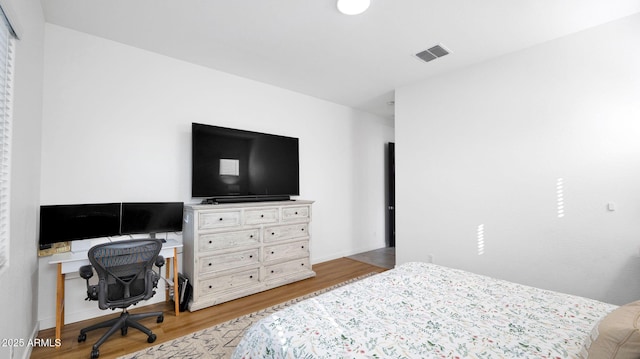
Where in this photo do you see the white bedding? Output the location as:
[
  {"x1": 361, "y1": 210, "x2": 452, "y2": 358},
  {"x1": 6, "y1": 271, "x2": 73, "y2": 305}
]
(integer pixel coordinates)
[{"x1": 232, "y1": 262, "x2": 616, "y2": 358}]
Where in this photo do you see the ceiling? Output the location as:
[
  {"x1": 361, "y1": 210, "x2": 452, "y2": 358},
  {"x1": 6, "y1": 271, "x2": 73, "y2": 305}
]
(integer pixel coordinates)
[{"x1": 41, "y1": 0, "x2": 640, "y2": 120}]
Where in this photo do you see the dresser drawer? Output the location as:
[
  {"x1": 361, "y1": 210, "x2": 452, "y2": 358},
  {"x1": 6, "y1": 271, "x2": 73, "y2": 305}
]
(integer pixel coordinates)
[
  {"x1": 264, "y1": 240, "x2": 309, "y2": 263},
  {"x1": 245, "y1": 208, "x2": 279, "y2": 225},
  {"x1": 199, "y1": 210, "x2": 241, "y2": 230},
  {"x1": 199, "y1": 268, "x2": 260, "y2": 296},
  {"x1": 264, "y1": 258, "x2": 310, "y2": 280},
  {"x1": 199, "y1": 229, "x2": 259, "y2": 252},
  {"x1": 199, "y1": 248, "x2": 260, "y2": 274},
  {"x1": 282, "y1": 206, "x2": 310, "y2": 222},
  {"x1": 264, "y1": 223, "x2": 309, "y2": 243}
]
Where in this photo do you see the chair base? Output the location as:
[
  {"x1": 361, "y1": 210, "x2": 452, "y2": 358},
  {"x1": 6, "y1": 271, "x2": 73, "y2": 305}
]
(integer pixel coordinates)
[{"x1": 78, "y1": 309, "x2": 164, "y2": 359}]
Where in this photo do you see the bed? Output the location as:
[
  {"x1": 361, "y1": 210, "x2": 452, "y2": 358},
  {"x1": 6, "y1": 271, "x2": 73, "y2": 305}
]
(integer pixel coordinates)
[{"x1": 232, "y1": 262, "x2": 639, "y2": 359}]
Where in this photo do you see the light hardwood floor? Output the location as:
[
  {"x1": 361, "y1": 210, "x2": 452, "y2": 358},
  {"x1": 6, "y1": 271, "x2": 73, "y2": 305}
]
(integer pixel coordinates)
[{"x1": 31, "y1": 254, "x2": 391, "y2": 359}]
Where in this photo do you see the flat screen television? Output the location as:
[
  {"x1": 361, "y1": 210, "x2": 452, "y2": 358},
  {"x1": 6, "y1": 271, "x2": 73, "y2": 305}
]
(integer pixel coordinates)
[
  {"x1": 192, "y1": 123, "x2": 299, "y2": 203},
  {"x1": 39, "y1": 203, "x2": 121, "y2": 249},
  {"x1": 120, "y1": 202, "x2": 184, "y2": 236}
]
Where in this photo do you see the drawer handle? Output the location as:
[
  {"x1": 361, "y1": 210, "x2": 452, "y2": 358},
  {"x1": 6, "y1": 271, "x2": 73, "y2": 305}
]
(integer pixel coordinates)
[
  {"x1": 261, "y1": 214, "x2": 264, "y2": 218},
  {"x1": 271, "y1": 232, "x2": 275, "y2": 236},
  {"x1": 249, "y1": 275, "x2": 253, "y2": 279},
  {"x1": 301, "y1": 228, "x2": 305, "y2": 231},
  {"x1": 301, "y1": 245, "x2": 304, "y2": 249},
  {"x1": 250, "y1": 234, "x2": 254, "y2": 238},
  {"x1": 271, "y1": 270, "x2": 275, "y2": 273},
  {"x1": 219, "y1": 217, "x2": 223, "y2": 221},
  {"x1": 209, "y1": 240, "x2": 212, "y2": 244},
  {"x1": 208, "y1": 263, "x2": 212, "y2": 266},
  {"x1": 249, "y1": 255, "x2": 253, "y2": 258},
  {"x1": 301, "y1": 263, "x2": 305, "y2": 266},
  {"x1": 271, "y1": 251, "x2": 275, "y2": 254},
  {"x1": 209, "y1": 285, "x2": 212, "y2": 289}
]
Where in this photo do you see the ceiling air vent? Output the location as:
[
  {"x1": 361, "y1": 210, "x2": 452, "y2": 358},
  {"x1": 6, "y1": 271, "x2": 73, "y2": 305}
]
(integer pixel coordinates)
[{"x1": 415, "y1": 44, "x2": 450, "y2": 63}]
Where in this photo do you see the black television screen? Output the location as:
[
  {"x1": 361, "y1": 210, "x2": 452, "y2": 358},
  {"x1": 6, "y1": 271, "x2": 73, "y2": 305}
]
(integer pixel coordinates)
[
  {"x1": 39, "y1": 203, "x2": 121, "y2": 247},
  {"x1": 192, "y1": 123, "x2": 299, "y2": 200},
  {"x1": 121, "y1": 202, "x2": 184, "y2": 235}
]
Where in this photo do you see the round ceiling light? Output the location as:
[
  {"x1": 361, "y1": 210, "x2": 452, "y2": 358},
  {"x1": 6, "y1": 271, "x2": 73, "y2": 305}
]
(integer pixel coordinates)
[{"x1": 337, "y1": 0, "x2": 371, "y2": 15}]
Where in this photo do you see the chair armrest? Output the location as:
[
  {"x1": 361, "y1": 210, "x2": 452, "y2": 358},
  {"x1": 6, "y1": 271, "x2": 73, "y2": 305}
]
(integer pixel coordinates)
[
  {"x1": 79, "y1": 265, "x2": 98, "y2": 301},
  {"x1": 155, "y1": 255, "x2": 165, "y2": 268},
  {"x1": 79, "y1": 265, "x2": 93, "y2": 279}
]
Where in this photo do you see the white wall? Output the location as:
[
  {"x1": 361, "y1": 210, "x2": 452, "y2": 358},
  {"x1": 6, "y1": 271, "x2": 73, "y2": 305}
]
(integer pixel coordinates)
[
  {"x1": 396, "y1": 13, "x2": 640, "y2": 305},
  {"x1": 0, "y1": 0, "x2": 44, "y2": 358},
  {"x1": 38, "y1": 24, "x2": 394, "y2": 328}
]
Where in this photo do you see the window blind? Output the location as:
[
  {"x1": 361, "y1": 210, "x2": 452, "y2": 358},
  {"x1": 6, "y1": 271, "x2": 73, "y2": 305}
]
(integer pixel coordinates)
[{"x1": 0, "y1": 5, "x2": 16, "y2": 276}]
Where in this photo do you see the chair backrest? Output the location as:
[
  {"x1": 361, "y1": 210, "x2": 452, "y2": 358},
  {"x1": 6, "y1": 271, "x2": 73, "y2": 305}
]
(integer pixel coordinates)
[{"x1": 88, "y1": 238, "x2": 162, "y2": 310}]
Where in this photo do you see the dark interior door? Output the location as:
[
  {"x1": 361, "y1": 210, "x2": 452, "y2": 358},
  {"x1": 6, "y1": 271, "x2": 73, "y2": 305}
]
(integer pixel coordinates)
[{"x1": 387, "y1": 142, "x2": 395, "y2": 247}]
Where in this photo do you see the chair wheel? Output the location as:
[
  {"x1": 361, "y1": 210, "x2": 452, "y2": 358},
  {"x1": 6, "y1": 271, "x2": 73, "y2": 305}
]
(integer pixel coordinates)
[
  {"x1": 148, "y1": 333, "x2": 156, "y2": 343},
  {"x1": 78, "y1": 333, "x2": 86, "y2": 342},
  {"x1": 121, "y1": 326, "x2": 128, "y2": 335},
  {"x1": 157, "y1": 314, "x2": 164, "y2": 323},
  {"x1": 91, "y1": 349, "x2": 99, "y2": 359}
]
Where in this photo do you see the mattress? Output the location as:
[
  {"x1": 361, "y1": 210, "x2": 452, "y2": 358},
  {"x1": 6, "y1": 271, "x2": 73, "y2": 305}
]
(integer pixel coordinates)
[{"x1": 232, "y1": 262, "x2": 616, "y2": 358}]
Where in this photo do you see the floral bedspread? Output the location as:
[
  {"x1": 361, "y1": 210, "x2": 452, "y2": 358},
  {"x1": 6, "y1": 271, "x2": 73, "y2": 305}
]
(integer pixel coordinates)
[{"x1": 232, "y1": 262, "x2": 616, "y2": 359}]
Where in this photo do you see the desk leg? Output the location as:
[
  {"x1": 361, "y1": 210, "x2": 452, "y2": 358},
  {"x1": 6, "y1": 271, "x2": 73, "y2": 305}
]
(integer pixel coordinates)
[
  {"x1": 55, "y1": 263, "x2": 65, "y2": 345},
  {"x1": 164, "y1": 249, "x2": 180, "y2": 316},
  {"x1": 173, "y1": 248, "x2": 179, "y2": 316}
]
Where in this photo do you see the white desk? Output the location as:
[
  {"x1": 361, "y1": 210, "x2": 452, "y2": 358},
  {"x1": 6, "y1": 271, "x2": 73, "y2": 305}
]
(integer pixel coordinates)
[{"x1": 48, "y1": 239, "x2": 183, "y2": 342}]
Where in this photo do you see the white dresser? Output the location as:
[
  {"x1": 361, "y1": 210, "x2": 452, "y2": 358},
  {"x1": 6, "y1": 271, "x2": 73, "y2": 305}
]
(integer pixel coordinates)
[{"x1": 183, "y1": 200, "x2": 316, "y2": 311}]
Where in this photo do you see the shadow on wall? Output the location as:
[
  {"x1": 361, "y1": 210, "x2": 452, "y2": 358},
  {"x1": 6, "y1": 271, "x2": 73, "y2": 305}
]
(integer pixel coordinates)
[{"x1": 605, "y1": 256, "x2": 640, "y2": 305}]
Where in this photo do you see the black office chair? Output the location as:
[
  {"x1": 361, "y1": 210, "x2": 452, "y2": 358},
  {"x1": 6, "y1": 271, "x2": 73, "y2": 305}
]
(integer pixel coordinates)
[{"x1": 77, "y1": 239, "x2": 165, "y2": 359}]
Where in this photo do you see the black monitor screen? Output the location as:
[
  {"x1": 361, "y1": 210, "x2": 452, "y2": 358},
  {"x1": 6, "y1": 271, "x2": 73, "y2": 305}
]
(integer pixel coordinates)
[
  {"x1": 120, "y1": 202, "x2": 184, "y2": 235},
  {"x1": 39, "y1": 203, "x2": 121, "y2": 246}
]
